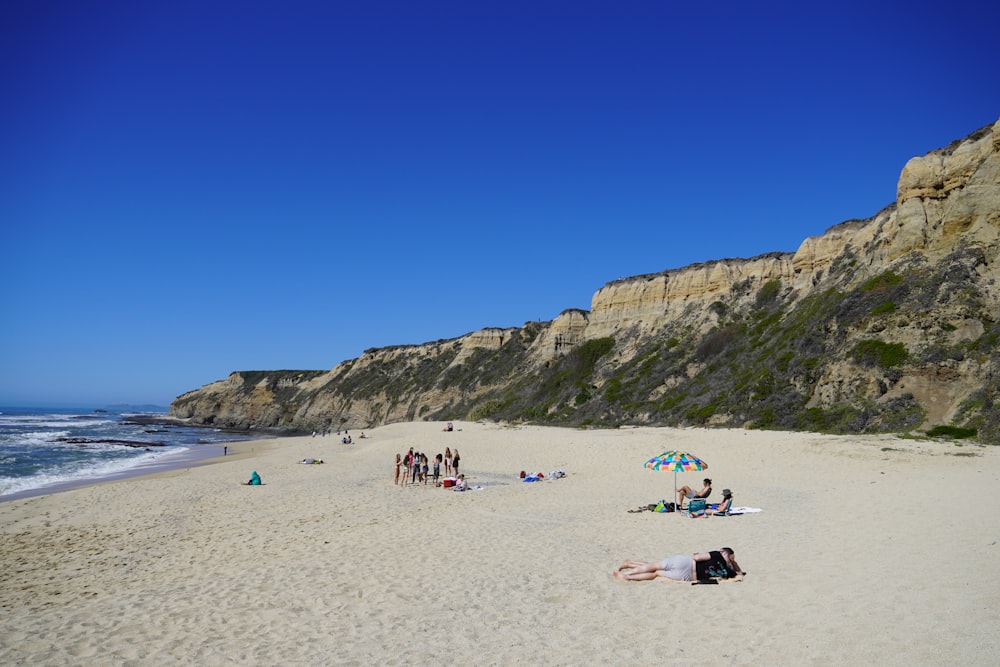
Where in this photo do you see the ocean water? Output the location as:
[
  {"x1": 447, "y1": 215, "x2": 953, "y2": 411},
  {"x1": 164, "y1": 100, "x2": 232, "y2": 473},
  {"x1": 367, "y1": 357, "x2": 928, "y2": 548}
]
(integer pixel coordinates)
[{"x1": 0, "y1": 407, "x2": 261, "y2": 501}]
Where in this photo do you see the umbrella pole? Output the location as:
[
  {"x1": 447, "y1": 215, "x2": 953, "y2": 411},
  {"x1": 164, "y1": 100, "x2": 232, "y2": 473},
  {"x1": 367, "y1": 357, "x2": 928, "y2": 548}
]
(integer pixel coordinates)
[{"x1": 674, "y1": 470, "x2": 678, "y2": 509}]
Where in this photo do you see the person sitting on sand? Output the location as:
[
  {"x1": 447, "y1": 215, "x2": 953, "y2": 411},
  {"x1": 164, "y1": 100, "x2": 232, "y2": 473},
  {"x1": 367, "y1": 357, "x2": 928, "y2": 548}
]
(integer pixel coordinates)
[
  {"x1": 453, "y1": 474, "x2": 468, "y2": 492},
  {"x1": 246, "y1": 471, "x2": 262, "y2": 486},
  {"x1": 614, "y1": 547, "x2": 744, "y2": 583},
  {"x1": 677, "y1": 478, "x2": 712, "y2": 508},
  {"x1": 706, "y1": 489, "x2": 733, "y2": 516}
]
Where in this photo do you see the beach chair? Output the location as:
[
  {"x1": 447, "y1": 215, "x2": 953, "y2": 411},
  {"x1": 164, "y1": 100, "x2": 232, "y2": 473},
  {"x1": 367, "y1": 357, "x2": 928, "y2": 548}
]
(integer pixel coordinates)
[
  {"x1": 682, "y1": 488, "x2": 710, "y2": 507},
  {"x1": 686, "y1": 497, "x2": 707, "y2": 518},
  {"x1": 708, "y1": 497, "x2": 734, "y2": 517}
]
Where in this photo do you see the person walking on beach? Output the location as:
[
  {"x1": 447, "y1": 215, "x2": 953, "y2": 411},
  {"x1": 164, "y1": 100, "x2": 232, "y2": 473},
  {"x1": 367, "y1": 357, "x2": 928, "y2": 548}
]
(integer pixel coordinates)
[{"x1": 444, "y1": 447, "x2": 453, "y2": 476}]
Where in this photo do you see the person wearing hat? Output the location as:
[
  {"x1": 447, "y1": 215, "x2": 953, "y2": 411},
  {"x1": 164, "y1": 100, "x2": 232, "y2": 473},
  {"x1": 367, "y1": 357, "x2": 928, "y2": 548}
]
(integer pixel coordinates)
[
  {"x1": 613, "y1": 547, "x2": 745, "y2": 583},
  {"x1": 706, "y1": 489, "x2": 734, "y2": 516},
  {"x1": 676, "y1": 478, "x2": 712, "y2": 509}
]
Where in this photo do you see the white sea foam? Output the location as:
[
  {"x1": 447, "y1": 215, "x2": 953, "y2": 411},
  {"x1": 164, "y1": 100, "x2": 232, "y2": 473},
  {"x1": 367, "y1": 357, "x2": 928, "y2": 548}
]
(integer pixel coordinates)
[
  {"x1": 0, "y1": 415, "x2": 115, "y2": 429},
  {"x1": 0, "y1": 430, "x2": 72, "y2": 446},
  {"x1": 0, "y1": 446, "x2": 188, "y2": 498}
]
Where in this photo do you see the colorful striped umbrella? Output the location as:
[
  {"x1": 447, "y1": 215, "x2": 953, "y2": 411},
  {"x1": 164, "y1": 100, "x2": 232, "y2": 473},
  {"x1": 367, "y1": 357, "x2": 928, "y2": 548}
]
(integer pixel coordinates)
[{"x1": 645, "y1": 450, "x2": 708, "y2": 506}]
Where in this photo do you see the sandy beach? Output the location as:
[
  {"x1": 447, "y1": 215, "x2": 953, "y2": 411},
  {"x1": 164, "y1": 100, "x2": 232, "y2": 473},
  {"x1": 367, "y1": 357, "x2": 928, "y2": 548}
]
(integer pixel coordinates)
[{"x1": 1, "y1": 421, "x2": 998, "y2": 665}]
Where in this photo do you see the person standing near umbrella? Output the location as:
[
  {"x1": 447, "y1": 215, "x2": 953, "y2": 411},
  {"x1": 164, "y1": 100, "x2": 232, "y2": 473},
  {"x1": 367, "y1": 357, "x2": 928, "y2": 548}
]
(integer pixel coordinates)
[
  {"x1": 677, "y1": 478, "x2": 712, "y2": 509},
  {"x1": 613, "y1": 547, "x2": 744, "y2": 583}
]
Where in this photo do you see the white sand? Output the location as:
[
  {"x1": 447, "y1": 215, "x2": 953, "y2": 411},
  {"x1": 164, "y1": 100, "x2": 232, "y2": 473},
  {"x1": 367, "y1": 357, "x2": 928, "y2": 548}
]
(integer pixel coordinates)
[{"x1": 2, "y1": 421, "x2": 998, "y2": 665}]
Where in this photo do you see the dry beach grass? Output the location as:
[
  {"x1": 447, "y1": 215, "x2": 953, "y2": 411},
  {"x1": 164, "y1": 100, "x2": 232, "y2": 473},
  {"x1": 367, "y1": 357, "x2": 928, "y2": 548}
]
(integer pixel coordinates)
[{"x1": 1, "y1": 421, "x2": 998, "y2": 665}]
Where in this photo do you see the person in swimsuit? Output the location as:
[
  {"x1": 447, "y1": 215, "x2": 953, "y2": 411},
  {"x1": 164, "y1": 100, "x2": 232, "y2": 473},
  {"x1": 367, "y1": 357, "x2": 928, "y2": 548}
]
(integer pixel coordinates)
[
  {"x1": 613, "y1": 547, "x2": 744, "y2": 583},
  {"x1": 706, "y1": 489, "x2": 734, "y2": 515},
  {"x1": 452, "y1": 449, "x2": 460, "y2": 475},
  {"x1": 402, "y1": 450, "x2": 413, "y2": 485},
  {"x1": 444, "y1": 447, "x2": 453, "y2": 476}
]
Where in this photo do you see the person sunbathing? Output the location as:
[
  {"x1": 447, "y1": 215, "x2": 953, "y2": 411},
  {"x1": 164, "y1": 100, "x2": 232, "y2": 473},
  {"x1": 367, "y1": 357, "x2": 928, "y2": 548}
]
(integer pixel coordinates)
[
  {"x1": 677, "y1": 478, "x2": 712, "y2": 508},
  {"x1": 706, "y1": 489, "x2": 733, "y2": 515},
  {"x1": 613, "y1": 548, "x2": 744, "y2": 583}
]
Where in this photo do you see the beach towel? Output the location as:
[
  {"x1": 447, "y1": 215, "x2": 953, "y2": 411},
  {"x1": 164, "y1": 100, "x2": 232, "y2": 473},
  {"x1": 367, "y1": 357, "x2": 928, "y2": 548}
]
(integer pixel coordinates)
[{"x1": 728, "y1": 506, "x2": 762, "y2": 515}]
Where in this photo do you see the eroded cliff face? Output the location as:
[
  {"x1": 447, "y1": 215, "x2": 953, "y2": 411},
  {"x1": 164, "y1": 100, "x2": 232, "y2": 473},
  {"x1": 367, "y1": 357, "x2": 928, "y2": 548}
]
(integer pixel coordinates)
[
  {"x1": 172, "y1": 118, "x2": 1000, "y2": 438},
  {"x1": 587, "y1": 254, "x2": 797, "y2": 342},
  {"x1": 584, "y1": 120, "x2": 1000, "y2": 342}
]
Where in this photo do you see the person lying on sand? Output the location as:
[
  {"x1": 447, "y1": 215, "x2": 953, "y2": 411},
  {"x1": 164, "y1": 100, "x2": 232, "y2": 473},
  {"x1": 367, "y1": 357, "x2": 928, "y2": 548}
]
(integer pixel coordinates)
[
  {"x1": 613, "y1": 547, "x2": 744, "y2": 583},
  {"x1": 297, "y1": 458, "x2": 324, "y2": 464}
]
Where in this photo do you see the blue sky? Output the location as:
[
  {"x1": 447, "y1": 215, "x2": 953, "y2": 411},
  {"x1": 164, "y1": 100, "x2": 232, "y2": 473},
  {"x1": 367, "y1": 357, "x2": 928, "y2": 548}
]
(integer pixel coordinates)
[{"x1": 1, "y1": 1, "x2": 998, "y2": 408}]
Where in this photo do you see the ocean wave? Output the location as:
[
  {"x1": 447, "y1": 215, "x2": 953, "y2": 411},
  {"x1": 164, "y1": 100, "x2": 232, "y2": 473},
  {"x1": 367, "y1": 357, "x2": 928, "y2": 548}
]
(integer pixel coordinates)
[
  {"x1": 0, "y1": 430, "x2": 72, "y2": 446},
  {"x1": 0, "y1": 415, "x2": 115, "y2": 429},
  {"x1": 0, "y1": 447, "x2": 186, "y2": 498}
]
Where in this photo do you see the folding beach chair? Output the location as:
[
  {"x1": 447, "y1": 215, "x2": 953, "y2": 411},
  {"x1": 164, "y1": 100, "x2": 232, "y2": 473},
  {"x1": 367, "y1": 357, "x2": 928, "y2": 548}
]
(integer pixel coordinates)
[{"x1": 686, "y1": 497, "x2": 707, "y2": 518}]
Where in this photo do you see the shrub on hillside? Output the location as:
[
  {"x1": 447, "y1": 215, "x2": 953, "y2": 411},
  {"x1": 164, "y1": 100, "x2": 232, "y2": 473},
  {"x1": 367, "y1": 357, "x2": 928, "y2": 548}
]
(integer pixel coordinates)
[
  {"x1": 926, "y1": 424, "x2": 977, "y2": 439},
  {"x1": 755, "y1": 280, "x2": 781, "y2": 307},
  {"x1": 851, "y1": 339, "x2": 909, "y2": 368},
  {"x1": 695, "y1": 325, "x2": 742, "y2": 361}
]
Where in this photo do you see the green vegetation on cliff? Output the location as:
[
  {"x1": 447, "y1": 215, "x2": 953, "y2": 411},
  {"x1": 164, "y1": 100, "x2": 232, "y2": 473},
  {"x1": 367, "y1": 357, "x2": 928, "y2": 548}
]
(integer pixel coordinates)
[
  {"x1": 173, "y1": 122, "x2": 1000, "y2": 440},
  {"x1": 171, "y1": 240, "x2": 1000, "y2": 443}
]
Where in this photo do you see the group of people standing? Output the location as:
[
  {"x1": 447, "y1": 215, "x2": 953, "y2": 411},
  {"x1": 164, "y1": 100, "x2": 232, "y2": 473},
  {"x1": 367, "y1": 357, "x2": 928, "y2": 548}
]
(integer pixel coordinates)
[{"x1": 394, "y1": 446, "x2": 461, "y2": 486}]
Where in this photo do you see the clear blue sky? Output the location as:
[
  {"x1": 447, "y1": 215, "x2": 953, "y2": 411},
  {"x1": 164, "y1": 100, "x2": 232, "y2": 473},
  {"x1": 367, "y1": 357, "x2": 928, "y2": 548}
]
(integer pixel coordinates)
[{"x1": 1, "y1": 1, "x2": 998, "y2": 408}]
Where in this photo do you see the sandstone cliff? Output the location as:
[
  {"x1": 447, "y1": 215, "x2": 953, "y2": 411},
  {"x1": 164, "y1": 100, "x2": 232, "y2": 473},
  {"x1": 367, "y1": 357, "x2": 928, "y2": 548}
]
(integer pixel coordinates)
[{"x1": 172, "y1": 118, "x2": 1000, "y2": 441}]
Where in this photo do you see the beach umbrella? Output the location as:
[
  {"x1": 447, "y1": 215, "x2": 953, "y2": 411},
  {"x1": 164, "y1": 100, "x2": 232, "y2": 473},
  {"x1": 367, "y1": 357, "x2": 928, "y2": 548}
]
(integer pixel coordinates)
[{"x1": 644, "y1": 450, "x2": 708, "y2": 505}]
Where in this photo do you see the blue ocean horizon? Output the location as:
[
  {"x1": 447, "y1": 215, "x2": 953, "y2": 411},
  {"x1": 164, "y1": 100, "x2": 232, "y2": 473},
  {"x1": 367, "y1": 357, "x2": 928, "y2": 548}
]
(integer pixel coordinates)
[{"x1": 0, "y1": 405, "x2": 263, "y2": 501}]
